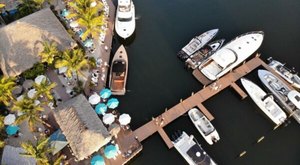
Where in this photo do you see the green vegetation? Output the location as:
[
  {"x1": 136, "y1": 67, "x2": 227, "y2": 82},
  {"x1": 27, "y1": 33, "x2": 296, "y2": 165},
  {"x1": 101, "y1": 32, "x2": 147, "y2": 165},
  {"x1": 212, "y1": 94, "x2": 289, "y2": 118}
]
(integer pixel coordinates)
[
  {"x1": 11, "y1": 96, "x2": 46, "y2": 132},
  {"x1": 22, "y1": 63, "x2": 46, "y2": 80},
  {"x1": 33, "y1": 77, "x2": 56, "y2": 101},
  {"x1": 0, "y1": 76, "x2": 16, "y2": 106},
  {"x1": 54, "y1": 48, "x2": 89, "y2": 78},
  {"x1": 67, "y1": 0, "x2": 106, "y2": 40},
  {"x1": 17, "y1": 0, "x2": 46, "y2": 18},
  {"x1": 20, "y1": 137, "x2": 52, "y2": 165},
  {"x1": 39, "y1": 41, "x2": 60, "y2": 66}
]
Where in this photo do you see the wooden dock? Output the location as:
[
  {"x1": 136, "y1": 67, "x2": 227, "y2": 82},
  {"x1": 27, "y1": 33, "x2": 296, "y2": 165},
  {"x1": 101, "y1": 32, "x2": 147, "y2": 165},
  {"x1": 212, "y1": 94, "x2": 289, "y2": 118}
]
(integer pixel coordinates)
[{"x1": 133, "y1": 54, "x2": 284, "y2": 149}]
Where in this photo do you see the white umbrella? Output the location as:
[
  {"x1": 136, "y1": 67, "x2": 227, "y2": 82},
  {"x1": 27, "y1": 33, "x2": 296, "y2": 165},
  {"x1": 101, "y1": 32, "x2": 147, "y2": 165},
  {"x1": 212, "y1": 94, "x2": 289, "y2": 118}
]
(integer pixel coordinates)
[
  {"x1": 118, "y1": 113, "x2": 131, "y2": 125},
  {"x1": 34, "y1": 75, "x2": 46, "y2": 85},
  {"x1": 88, "y1": 93, "x2": 100, "y2": 105},
  {"x1": 34, "y1": 100, "x2": 40, "y2": 105},
  {"x1": 27, "y1": 89, "x2": 37, "y2": 99},
  {"x1": 70, "y1": 21, "x2": 79, "y2": 28},
  {"x1": 90, "y1": 1, "x2": 97, "y2": 7},
  {"x1": 17, "y1": 95, "x2": 24, "y2": 101},
  {"x1": 102, "y1": 113, "x2": 115, "y2": 125},
  {"x1": 4, "y1": 114, "x2": 16, "y2": 125},
  {"x1": 58, "y1": 66, "x2": 68, "y2": 74}
]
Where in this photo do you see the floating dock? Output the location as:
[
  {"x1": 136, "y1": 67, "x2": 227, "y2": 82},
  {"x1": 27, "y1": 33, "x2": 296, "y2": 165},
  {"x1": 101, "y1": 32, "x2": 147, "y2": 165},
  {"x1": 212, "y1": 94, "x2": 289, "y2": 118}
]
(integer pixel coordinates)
[{"x1": 132, "y1": 54, "x2": 294, "y2": 149}]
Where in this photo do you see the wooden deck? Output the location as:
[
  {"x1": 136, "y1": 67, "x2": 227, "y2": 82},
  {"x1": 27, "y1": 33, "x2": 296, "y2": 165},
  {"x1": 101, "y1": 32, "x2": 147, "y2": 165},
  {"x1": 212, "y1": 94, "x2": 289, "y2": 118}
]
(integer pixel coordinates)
[{"x1": 133, "y1": 54, "x2": 276, "y2": 149}]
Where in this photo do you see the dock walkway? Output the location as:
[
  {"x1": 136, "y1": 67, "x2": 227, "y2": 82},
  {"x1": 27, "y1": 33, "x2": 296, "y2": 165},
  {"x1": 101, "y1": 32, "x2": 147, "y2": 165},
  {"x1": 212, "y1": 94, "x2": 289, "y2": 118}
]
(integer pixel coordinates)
[{"x1": 133, "y1": 54, "x2": 282, "y2": 149}]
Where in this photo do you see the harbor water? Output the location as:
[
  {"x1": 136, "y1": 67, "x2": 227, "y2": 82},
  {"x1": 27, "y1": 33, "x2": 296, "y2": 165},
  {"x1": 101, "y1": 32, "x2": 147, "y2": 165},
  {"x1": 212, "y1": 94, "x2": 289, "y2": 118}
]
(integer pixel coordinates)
[{"x1": 113, "y1": 0, "x2": 300, "y2": 165}]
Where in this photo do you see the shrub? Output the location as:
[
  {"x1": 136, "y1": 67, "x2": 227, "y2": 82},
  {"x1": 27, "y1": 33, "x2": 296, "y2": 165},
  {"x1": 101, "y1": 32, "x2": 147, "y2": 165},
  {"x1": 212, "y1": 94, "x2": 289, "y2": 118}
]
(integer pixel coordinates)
[{"x1": 22, "y1": 63, "x2": 46, "y2": 79}]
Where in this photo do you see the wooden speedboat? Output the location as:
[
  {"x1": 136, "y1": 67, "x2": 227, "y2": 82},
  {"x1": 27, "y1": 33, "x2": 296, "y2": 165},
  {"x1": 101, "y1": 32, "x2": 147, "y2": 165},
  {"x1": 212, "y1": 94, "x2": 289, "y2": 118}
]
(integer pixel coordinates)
[{"x1": 109, "y1": 45, "x2": 128, "y2": 95}]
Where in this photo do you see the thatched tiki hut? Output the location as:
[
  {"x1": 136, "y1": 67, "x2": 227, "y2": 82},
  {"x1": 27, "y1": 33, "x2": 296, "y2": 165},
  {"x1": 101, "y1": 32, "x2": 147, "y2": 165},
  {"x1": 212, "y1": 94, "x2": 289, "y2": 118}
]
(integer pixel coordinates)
[
  {"x1": 53, "y1": 94, "x2": 112, "y2": 161},
  {"x1": 0, "y1": 8, "x2": 76, "y2": 77}
]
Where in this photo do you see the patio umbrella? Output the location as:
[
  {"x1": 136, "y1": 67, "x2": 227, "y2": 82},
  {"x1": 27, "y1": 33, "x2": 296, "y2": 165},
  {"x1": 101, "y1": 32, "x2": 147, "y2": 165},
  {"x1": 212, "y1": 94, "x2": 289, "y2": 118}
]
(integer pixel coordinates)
[
  {"x1": 70, "y1": 21, "x2": 79, "y2": 28},
  {"x1": 104, "y1": 144, "x2": 118, "y2": 159},
  {"x1": 27, "y1": 89, "x2": 37, "y2": 99},
  {"x1": 49, "y1": 129, "x2": 68, "y2": 155},
  {"x1": 99, "y1": 88, "x2": 111, "y2": 99},
  {"x1": 95, "y1": 103, "x2": 107, "y2": 115},
  {"x1": 118, "y1": 113, "x2": 131, "y2": 126},
  {"x1": 84, "y1": 39, "x2": 93, "y2": 48},
  {"x1": 12, "y1": 85, "x2": 23, "y2": 96},
  {"x1": 34, "y1": 75, "x2": 46, "y2": 85},
  {"x1": 107, "y1": 98, "x2": 119, "y2": 109},
  {"x1": 89, "y1": 93, "x2": 100, "y2": 105},
  {"x1": 6, "y1": 125, "x2": 20, "y2": 135},
  {"x1": 61, "y1": 9, "x2": 69, "y2": 17},
  {"x1": 91, "y1": 155, "x2": 105, "y2": 165},
  {"x1": 17, "y1": 95, "x2": 24, "y2": 101},
  {"x1": 4, "y1": 114, "x2": 16, "y2": 125},
  {"x1": 102, "y1": 113, "x2": 115, "y2": 125},
  {"x1": 90, "y1": 1, "x2": 97, "y2": 7},
  {"x1": 58, "y1": 66, "x2": 67, "y2": 74}
]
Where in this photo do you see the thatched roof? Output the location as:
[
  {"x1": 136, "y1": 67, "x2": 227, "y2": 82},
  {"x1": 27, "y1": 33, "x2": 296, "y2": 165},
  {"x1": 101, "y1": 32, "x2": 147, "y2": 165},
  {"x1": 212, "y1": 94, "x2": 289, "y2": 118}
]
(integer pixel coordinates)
[
  {"x1": 1, "y1": 145, "x2": 37, "y2": 165},
  {"x1": 0, "y1": 8, "x2": 76, "y2": 77},
  {"x1": 53, "y1": 94, "x2": 111, "y2": 161}
]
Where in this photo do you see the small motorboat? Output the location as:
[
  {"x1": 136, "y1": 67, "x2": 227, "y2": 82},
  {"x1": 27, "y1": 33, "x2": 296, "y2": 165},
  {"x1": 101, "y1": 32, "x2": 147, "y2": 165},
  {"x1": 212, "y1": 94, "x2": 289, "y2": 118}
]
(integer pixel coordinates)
[
  {"x1": 267, "y1": 57, "x2": 300, "y2": 89},
  {"x1": 258, "y1": 69, "x2": 300, "y2": 124},
  {"x1": 241, "y1": 78, "x2": 287, "y2": 125},
  {"x1": 185, "y1": 39, "x2": 225, "y2": 69},
  {"x1": 177, "y1": 29, "x2": 219, "y2": 61},
  {"x1": 188, "y1": 108, "x2": 220, "y2": 145},
  {"x1": 172, "y1": 130, "x2": 217, "y2": 165},
  {"x1": 109, "y1": 45, "x2": 128, "y2": 95}
]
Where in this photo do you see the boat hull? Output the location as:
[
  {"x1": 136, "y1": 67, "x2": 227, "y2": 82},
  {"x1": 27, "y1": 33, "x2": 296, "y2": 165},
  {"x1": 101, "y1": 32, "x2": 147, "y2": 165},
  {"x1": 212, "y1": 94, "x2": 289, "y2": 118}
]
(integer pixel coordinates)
[
  {"x1": 258, "y1": 69, "x2": 300, "y2": 124},
  {"x1": 241, "y1": 78, "x2": 287, "y2": 125},
  {"x1": 268, "y1": 58, "x2": 300, "y2": 89},
  {"x1": 177, "y1": 29, "x2": 219, "y2": 61},
  {"x1": 185, "y1": 39, "x2": 225, "y2": 70},
  {"x1": 200, "y1": 31, "x2": 264, "y2": 81},
  {"x1": 109, "y1": 45, "x2": 128, "y2": 95}
]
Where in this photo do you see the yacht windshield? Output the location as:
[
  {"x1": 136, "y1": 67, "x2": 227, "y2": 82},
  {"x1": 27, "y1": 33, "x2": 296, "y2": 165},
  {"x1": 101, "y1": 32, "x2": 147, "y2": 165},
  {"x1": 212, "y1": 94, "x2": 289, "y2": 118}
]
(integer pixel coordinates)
[{"x1": 118, "y1": 17, "x2": 132, "y2": 22}]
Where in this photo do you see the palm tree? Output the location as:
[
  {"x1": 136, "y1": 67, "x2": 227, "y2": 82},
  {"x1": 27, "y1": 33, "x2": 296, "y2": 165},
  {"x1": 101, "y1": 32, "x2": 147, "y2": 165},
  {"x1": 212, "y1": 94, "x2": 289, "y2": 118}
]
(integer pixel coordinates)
[
  {"x1": 67, "y1": 0, "x2": 105, "y2": 40},
  {"x1": 0, "y1": 115, "x2": 5, "y2": 148},
  {"x1": 33, "y1": 77, "x2": 56, "y2": 101},
  {"x1": 17, "y1": 0, "x2": 38, "y2": 17},
  {"x1": 0, "y1": 76, "x2": 16, "y2": 106},
  {"x1": 11, "y1": 96, "x2": 46, "y2": 132},
  {"x1": 77, "y1": 7, "x2": 106, "y2": 40},
  {"x1": 0, "y1": 3, "x2": 5, "y2": 9},
  {"x1": 54, "y1": 48, "x2": 89, "y2": 78},
  {"x1": 39, "y1": 41, "x2": 60, "y2": 66},
  {"x1": 20, "y1": 137, "x2": 52, "y2": 165}
]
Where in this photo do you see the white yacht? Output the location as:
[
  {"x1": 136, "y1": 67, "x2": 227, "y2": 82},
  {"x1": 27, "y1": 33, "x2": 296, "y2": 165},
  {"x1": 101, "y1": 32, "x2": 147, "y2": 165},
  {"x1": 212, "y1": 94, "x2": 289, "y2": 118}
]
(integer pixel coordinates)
[
  {"x1": 185, "y1": 39, "x2": 225, "y2": 69},
  {"x1": 177, "y1": 29, "x2": 219, "y2": 61},
  {"x1": 200, "y1": 31, "x2": 264, "y2": 81},
  {"x1": 172, "y1": 131, "x2": 217, "y2": 165},
  {"x1": 188, "y1": 108, "x2": 220, "y2": 145},
  {"x1": 241, "y1": 78, "x2": 287, "y2": 125},
  {"x1": 115, "y1": 0, "x2": 135, "y2": 39},
  {"x1": 267, "y1": 57, "x2": 300, "y2": 89},
  {"x1": 258, "y1": 69, "x2": 300, "y2": 124}
]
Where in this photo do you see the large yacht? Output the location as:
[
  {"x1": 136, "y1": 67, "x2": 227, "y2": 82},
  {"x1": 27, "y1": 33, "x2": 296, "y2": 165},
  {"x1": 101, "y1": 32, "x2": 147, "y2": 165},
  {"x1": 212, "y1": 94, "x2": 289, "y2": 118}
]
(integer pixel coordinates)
[
  {"x1": 172, "y1": 131, "x2": 217, "y2": 165},
  {"x1": 177, "y1": 29, "x2": 219, "y2": 61},
  {"x1": 267, "y1": 57, "x2": 300, "y2": 89},
  {"x1": 258, "y1": 69, "x2": 300, "y2": 124},
  {"x1": 115, "y1": 0, "x2": 135, "y2": 39},
  {"x1": 200, "y1": 31, "x2": 264, "y2": 81},
  {"x1": 188, "y1": 108, "x2": 220, "y2": 145},
  {"x1": 109, "y1": 45, "x2": 128, "y2": 95},
  {"x1": 185, "y1": 39, "x2": 225, "y2": 69},
  {"x1": 241, "y1": 78, "x2": 287, "y2": 125}
]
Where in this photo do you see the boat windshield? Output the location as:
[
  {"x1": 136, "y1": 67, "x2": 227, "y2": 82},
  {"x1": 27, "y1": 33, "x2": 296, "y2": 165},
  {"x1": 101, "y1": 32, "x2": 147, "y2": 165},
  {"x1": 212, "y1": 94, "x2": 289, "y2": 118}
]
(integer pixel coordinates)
[
  {"x1": 119, "y1": 4, "x2": 131, "y2": 12},
  {"x1": 118, "y1": 17, "x2": 132, "y2": 22}
]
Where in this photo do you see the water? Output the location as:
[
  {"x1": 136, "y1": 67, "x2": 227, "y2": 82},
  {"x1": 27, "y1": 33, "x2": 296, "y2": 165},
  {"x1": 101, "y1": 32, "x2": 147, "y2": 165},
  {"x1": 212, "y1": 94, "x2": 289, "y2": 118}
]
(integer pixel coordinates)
[{"x1": 113, "y1": 0, "x2": 300, "y2": 164}]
